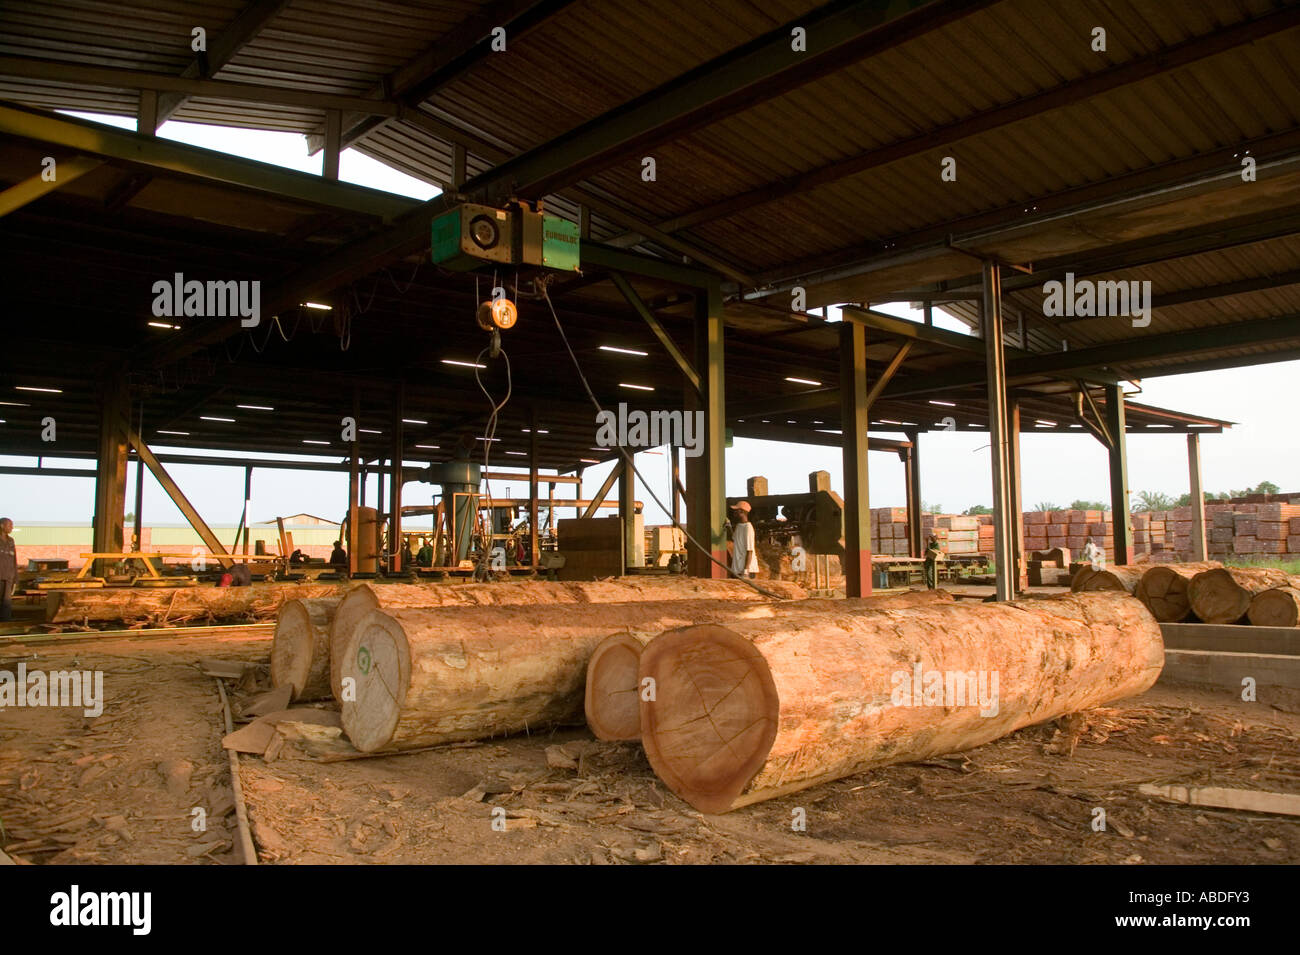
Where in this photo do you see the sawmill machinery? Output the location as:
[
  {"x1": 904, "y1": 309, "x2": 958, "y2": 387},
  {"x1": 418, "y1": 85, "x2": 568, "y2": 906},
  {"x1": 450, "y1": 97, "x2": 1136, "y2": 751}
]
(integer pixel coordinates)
[{"x1": 727, "y1": 471, "x2": 845, "y2": 559}]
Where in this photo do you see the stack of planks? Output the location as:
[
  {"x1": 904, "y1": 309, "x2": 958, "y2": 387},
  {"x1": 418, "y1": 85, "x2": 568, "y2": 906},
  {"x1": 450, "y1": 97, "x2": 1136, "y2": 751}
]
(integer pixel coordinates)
[{"x1": 1072, "y1": 561, "x2": 1300, "y2": 626}]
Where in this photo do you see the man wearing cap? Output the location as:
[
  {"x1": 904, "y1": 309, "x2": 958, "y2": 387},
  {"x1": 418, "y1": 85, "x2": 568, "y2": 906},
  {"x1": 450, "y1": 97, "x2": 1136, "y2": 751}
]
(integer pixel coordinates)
[{"x1": 730, "y1": 501, "x2": 759, "y2": 579}]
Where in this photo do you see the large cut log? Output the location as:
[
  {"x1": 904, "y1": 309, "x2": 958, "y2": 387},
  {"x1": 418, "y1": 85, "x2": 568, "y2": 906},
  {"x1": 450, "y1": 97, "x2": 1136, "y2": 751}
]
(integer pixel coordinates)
[
  {"x1": 46, "y1": 582, "x2": 342, "y2": 626},
  {"x1": 338, "y1": 598, "x2": 814, "y2": 752},
  {"x1": 1188, "y1": 567, "x2": 1297, "y2": 624},
  {"x1": 1133, "y1": 561, "x2": 1222, "y2": 622},
  {"x1": 327, "y1": 578, "x2": 806, "y2": 699},
  {"x1": 1247, "y1": 587, "x2": 1300, "y2": 628},
  {"x1": 271, "y1": 597, "x2": 342, "y2": 701},
  {"x1": 585, "y1": 589, "x2": 957, "y2": 741},
  {"x1": 638, "y1": 592, "x2": 1163, "y2": 813},
  {"x1": 1070, "y1": 565, "x2": 1145, "y2": 593}
]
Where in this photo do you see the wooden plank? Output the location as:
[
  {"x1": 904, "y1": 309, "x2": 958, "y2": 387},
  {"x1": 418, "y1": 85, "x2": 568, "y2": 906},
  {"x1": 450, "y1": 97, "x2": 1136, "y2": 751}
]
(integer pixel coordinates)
[
  {"x1": 1160, "y1": 622, "x2": 1300, "y2": 657},
  {"x1": 1159, "y1": 649, "x2": 1300, "y2": 690},
  {"x1": 1140, "y1": 784, "x2": 1300, "y2": 817}
]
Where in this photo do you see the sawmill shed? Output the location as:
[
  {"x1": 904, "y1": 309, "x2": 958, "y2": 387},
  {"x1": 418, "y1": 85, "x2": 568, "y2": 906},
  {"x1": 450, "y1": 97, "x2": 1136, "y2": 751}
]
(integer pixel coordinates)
[{"x1": 0, "y1": 0, "x2": 1298, "y2": 879}]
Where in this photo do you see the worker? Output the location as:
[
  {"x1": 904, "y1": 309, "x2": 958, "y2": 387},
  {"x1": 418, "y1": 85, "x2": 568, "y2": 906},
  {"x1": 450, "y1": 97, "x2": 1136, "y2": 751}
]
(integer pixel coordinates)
[
  {"x1": 730, "y1": 501, "x2": 759, "y2": 579},
  {"x1": 416, "y1": 537, "x2": 434, "y2": 567},
  {"x1": 0, "y1": 517, "x2": 16, "y2": 622},
  {"x1": 329, "y1": 540, "x2": 348, "y2": 570},
  {"x1": 1082, "y1": 536, "x2": 1105, "y2": 571},
  {"x1": 229, "y1": 562, "x2": 252, "y2": 587},
  {"x1": 923, "y1": 534, "x2": 944, "y2": 590},
  {"x1": 289, "y1": 549, "x2": 306, "y2": 565},
  {"x1": 399, "y1": 536, "x2": 414, "y2": 570}
]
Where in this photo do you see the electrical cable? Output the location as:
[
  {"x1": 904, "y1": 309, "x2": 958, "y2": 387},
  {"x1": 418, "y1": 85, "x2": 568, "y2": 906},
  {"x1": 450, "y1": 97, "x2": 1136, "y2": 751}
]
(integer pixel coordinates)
[
  {"x1": 539, "y1": 280, "x2": 787, "y2": 601},
  {"x1": 471, "y1": 333, "x2": 511, "y2": 581}
]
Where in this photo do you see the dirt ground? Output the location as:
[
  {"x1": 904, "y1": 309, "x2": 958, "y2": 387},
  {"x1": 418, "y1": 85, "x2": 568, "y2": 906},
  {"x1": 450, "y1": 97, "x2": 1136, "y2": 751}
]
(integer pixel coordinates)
[{"x1": 2, "y1": 626, "x2": 1298, "y2": 865}]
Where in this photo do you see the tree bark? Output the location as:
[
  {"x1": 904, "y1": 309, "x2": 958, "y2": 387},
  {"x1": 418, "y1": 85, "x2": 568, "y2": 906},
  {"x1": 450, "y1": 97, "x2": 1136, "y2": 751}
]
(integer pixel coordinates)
[
  {"x1": 1188, "y1": 567, "x2": 1296, "y2": 624},
  {"x1": 1070, "y1": 566, "x2": 1145, "y2": 593},
  {"x1": 638, "y1": 592, "x2": 1163, "y2": 813},
  {"x1": 327, "y1": 578, "x2": 807, "y2": 699},
  {"x1": 46, "y1": 582, "x2": 341, "y2": 627},
  {"x1": 271, "y1": 597, "x2": 341, "y2": 701},
  {"x1": 585, "y1": 590, "x2": 957, "y2": 741},
  {"x1": 338, "y1": 598, "x2": 812, "y2": 752},
  {"x1": 1133, "y1": 561, "x2": 1222, "y2": 622},
  {"x1": 1247, "y1": 586, "x2": 1300, "y2": 628}
]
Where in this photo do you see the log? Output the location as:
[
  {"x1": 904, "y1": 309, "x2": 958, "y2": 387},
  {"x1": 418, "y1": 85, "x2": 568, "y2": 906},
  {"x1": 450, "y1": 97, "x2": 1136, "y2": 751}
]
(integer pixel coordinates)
[
  {"x1": 584, "y1": 589, "x2": 957, "y2": 741},
  {"x1": 327, "y1": 578, "x2": 807, "y2": 699},
  {"x1": 338, "y1": 598, "x2": 813, "y2": 752},
  {"x1": 46, "y1": 582, "x2": 342, "y2": 626},
  {"x1": 1188, "y1": 567, "x2": 1296, "y2": 624},
  {"x1": 1133, "y1": 561, "x2": 1222, "y2": 622},
  {"x1": 638, "y1": 592, "x2": 1163, "y2": 813},
  {"x1": 270, "y1": 597, "x2": 342, "y2": 701},
  {"x1": 1247, "y1": 586, "x2": 1300, "y2": 628},
  {"x1": 1070, "y1": 565, "x2": 1145, "y2": 593}
]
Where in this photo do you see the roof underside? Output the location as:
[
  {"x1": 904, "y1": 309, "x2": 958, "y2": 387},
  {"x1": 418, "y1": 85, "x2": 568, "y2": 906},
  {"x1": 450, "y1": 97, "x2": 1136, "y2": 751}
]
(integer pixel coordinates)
[{"x1": 0, "y1": 0, "x2": 1289, "y2": 468}]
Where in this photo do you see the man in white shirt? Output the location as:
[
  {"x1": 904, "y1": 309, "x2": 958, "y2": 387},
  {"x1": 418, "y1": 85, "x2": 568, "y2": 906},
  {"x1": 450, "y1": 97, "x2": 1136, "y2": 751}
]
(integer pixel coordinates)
[{"x1": 730, "y1": 501, "x2": 759, "y2": 579}]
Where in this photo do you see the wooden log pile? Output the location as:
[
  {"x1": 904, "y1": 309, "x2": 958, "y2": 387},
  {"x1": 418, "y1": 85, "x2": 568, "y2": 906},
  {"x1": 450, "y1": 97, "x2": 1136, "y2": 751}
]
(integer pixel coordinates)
[
  {"x1": 47, "y1": 582, "x2": 342, "y2": 627},
  {"x1": 260, "y1": 581, "x2": 1172, "y2": 813}
]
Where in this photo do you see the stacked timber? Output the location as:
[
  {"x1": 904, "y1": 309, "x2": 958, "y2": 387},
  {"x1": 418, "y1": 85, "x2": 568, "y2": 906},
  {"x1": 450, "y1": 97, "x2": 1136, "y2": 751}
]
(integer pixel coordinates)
[
  {"x1": 1248, "y1": 587, "x2": 1300, "y2": 627},
  {"x1": 270, "y1": 597, "x2": 342, "y2": 701},
  {"x1": 1187, "y1": 567, "x2": 1298, "y2": 624},
  {"x1": 585, "y1": 589, "x2": 956, "y2": 741},
  {"x1": 1132, "y1": 561, "x2": 1222, "y2": 622},
  {"x1": 46, "y1": 582, "x2": 342, "y2": 627},
  {"x1": 326, "y1": 578, "x2": 806, "y2": 698},
  {"x1": 337, "y1": 598, "x2": 812, "y2": 753},
  {"x1": 637, "y1": 592, "x2": 1162, "y2": 813}
]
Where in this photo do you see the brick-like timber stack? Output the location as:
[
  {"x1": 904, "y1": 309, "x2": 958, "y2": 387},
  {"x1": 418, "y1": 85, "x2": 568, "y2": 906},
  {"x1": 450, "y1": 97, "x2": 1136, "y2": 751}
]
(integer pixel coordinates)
[
  {"x1": 338, "y1": 596, "x2": 808, "y2": 753},
  {"x1": 326, "y1": 578, "x2": 806, "y2": 699},
  {"x1": 1132, "y1": 561, "x2": 1222, "y2": 622},
  {"x1": 270, "y1": 597, "x2": 342, "y2": 701},
  {"x1": 585, "y1": 590, "x2": 956, "y2": 741},
  {"x1": 1188, "y1": 567, "x2": 1300, "y2": 624},
  {"x1": 637, "y1": 593, "x2": 1163, "y2": 813},
  {"x1": 1248, "y1": 586, "x2": 1300, "y2": 627}
]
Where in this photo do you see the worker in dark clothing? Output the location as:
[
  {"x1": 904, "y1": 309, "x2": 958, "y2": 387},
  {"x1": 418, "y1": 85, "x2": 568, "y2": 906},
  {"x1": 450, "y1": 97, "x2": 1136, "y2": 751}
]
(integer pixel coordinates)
[
  {"x1": 399, "y1": 537, "x2": 414, "y2": 571},
  {"x1": 0, "y1": 517, "x2": 16, "y2": 621},
  {"x1": 289, "y1": 549, "x2": 306, "y2": 566},
  {"x1": 416, "y1": 538, "x2": 434, "y2": 567},
  {"x1": 329, "y1": 540, "x2": 348, "y2": 570},
  {"x1": 229, "y1": 562, "x2": 252, "y2": 587},
  {"x1": 923, "y1": 534, "x2": 943, "y2": 590}
]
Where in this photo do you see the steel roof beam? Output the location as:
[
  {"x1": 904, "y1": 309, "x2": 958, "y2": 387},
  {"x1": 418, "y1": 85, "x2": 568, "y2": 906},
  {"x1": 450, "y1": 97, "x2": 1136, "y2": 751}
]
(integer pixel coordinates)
[
  {"x1": 153, "y1": 0, "x2": 292, "y2": 129},
  {"x1": 613, "y1": 6, "x2": 1300, "y2": 241},
  {"x1": 305, "y1": 0, "x2": 574, "y2": 154}
]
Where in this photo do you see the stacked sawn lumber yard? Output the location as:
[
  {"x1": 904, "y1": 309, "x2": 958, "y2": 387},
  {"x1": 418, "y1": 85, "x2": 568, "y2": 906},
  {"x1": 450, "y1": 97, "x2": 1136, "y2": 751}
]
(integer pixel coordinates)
[{"x1": 250, "y1": 577, "x2": 1167, "y2": 813}]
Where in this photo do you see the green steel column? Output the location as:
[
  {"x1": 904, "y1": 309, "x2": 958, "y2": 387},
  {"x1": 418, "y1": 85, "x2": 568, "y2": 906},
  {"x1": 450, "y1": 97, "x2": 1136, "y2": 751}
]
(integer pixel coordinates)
[
  {"x1": 688, "y1": 281, "x2": 726, "y2": 578},
  {"x1": 619, "y1": 453, "x2": 637, "y2": 571},
  {"x1": 92, "y1": 370, "x2": 130, "y2": 573},
  {"x1": 982, "y1": 261, "x2": 1014, "y2": 602},
  {"x1": 1104, "y1": 382, "x2": 1133, "y2": 564},
  {"x1": 839, "y1": 321, "x2": 872, "y2": 596}
]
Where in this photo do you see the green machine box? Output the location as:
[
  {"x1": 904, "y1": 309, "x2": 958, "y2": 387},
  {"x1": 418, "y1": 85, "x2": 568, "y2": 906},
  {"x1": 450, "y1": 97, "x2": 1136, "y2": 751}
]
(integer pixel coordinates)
[{"x1": 432, "y1": 203, "x2": 580, "y2": 272}]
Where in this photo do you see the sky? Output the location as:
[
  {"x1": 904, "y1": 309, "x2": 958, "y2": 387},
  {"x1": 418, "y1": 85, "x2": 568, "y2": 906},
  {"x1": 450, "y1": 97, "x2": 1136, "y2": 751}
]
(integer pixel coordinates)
[{"x1": 1, "y1": 112, "x2": 1295, "y2": 531}]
